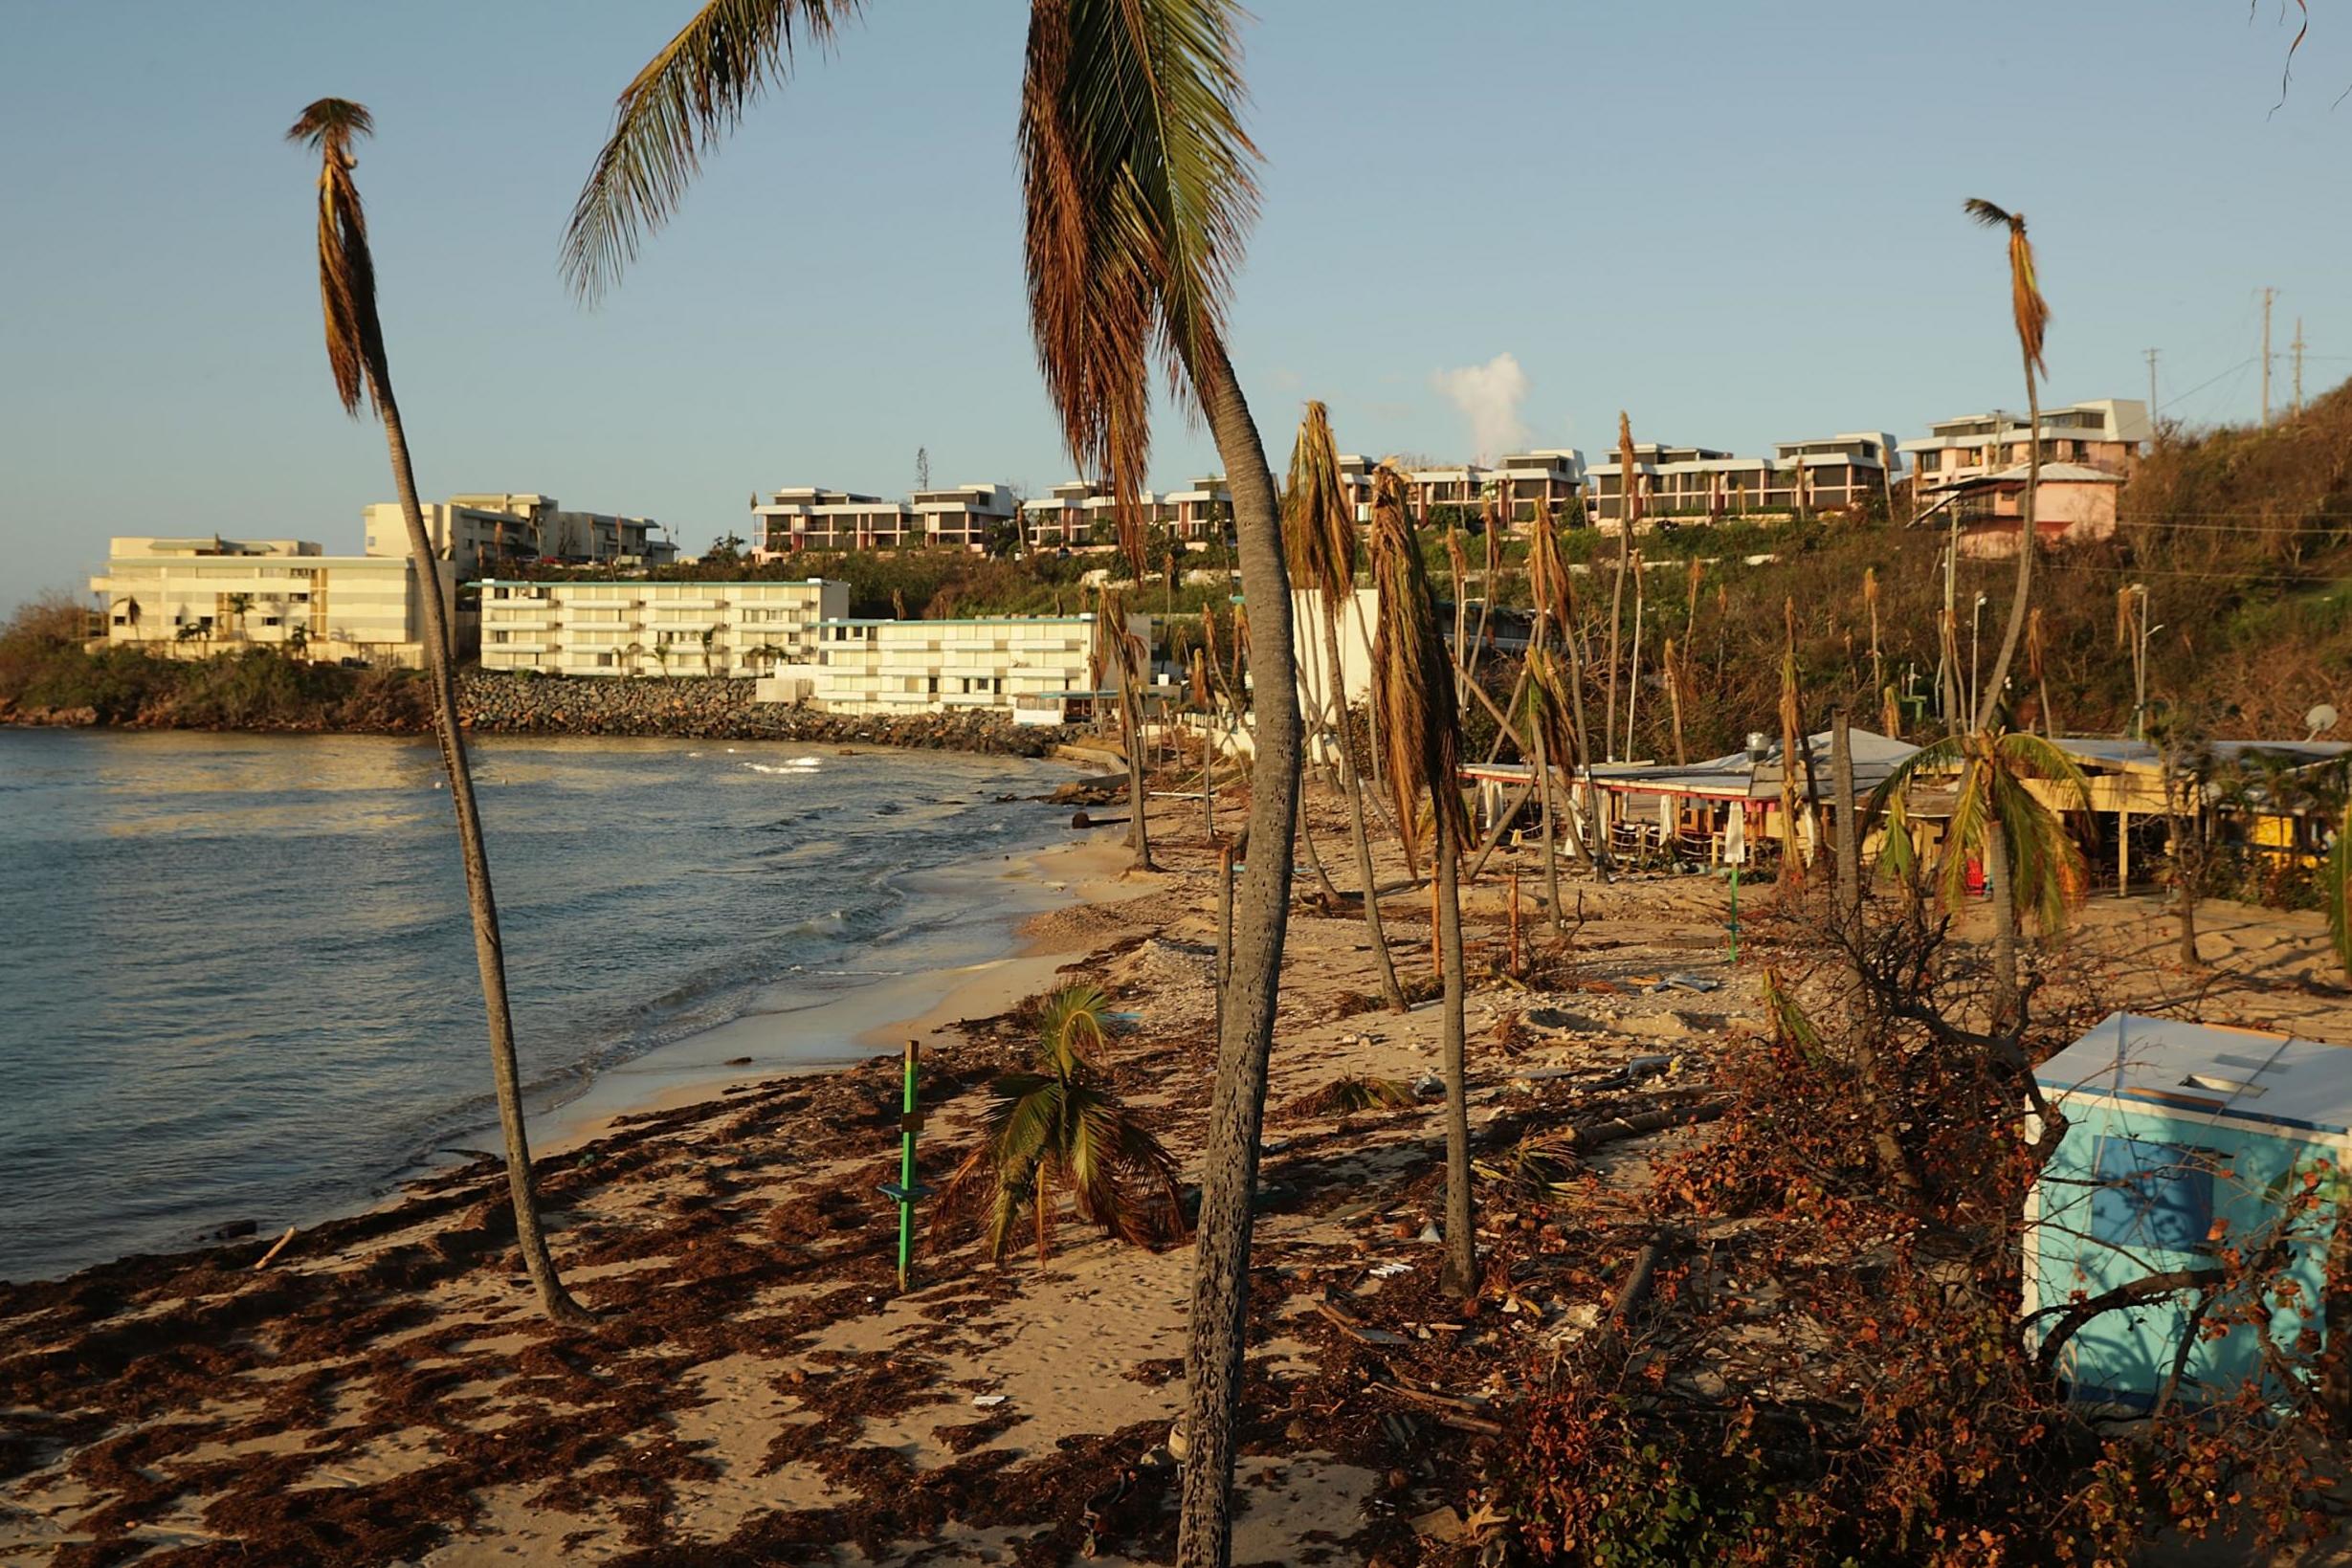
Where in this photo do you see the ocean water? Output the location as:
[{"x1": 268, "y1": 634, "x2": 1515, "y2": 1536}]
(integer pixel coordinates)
[{"x1": 0, "y1": 730, "x2": 1076, "y2": 1282}]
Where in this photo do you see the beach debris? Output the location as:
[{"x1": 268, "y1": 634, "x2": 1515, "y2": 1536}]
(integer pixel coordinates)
[
  {"x1": 251, "y1": 1226, "x2": 298, "y2": 1271},
  {"x1": 1367, "y1": 1260, "x2": 1412, "y2": 1278},
  {"x1": 1416, "y1": 1223, "x2": 1442, "y2": 1244},
  {"x1": 1316, "y1": 1300, "x2": 1409, "y2": 1346},
  {"x1": 1411, "y1": 1071, "x2": 1444, "y2": 1099},
  {"x1": 1663, "y1": 973, "x2": 1721, "y2": 992},
  {"x1": 1298, "y1": 1073, "x2": 1416, "y2": 1116},
  {"x1": 971, "y1": 1394, "x2": 1008, "y2": 1408}
]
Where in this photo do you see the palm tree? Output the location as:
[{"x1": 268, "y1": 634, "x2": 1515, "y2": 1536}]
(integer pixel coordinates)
[
  {"x1": 562, "y1": 14, "x2": 1306, "y2": 1556},
  {"x1": 1368, "y1": 465, "x2": 1476, "y2": 1297},
  {"x1": 1956, "y1": 198, "x2": 2054, "y2": 1019},
  {"x1": 1870, "y1": 729, "x2": 2091, "y2": 1008},
  {"x1": 1603, "y1": 411, "x2": 1639, "y2": 761},
  {"x1": 1092, "y1": 585, "x2": 1154, "y2": 872},
  {"x1": 936, "y1": 983, "x2": 1184, "y2": 1262},
  {"x1": 288, "y1": 99, "x2": 588, "y2": 1326},
  {"x1": 1285, "y1": 403, "x2": 1403, "y2": 1010}
]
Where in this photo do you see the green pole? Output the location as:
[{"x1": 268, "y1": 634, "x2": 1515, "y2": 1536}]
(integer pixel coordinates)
[
  {"x1": 1728, "y1": 863, "x2": 1740, "y2": 963},
  {"x1": 895, "y1": 1039, "x2": 921, "y2": 1291}
]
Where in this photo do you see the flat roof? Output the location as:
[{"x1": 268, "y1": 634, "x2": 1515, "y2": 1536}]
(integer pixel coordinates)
[{"x1": 2036, "y1": 1011, "x2": 2352, "y2": 1137}]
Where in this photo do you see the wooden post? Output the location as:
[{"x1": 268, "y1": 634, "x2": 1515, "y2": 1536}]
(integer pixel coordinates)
[
  {"x1": 1508, "y1": 867, "x2": 1522, "y2": 978},
  {"x1": 2118, "y1": 806, "x2": 2130, "y2": 896}
]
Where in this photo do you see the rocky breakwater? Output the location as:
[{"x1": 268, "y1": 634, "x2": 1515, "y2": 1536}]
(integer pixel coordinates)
[{"x1": 455, "y1": 673, "x2": 1061, "y2": 757}]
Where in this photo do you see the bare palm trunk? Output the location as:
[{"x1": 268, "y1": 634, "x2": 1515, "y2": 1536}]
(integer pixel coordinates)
[
  {"x1": 1435, "y1": 805, "x2": 1476, "y2": 1296},
  {"x1": 1975, "y1": 365, "x2": 2039, "y2": 732},
  {"x1": 381, "y1": 393, "x2": 589, "y2": 1327},
  {"x1": 1532, "y1": 722, "x2": 1564, "y2": 935},
  {"x1": 1604, "y1": 527, "x2": 1631, "y2": 762},
  {"x1": 1831, "y1": 709, "x2": 1861, "y2": 946},
  {"x1": 1324, "y1": 609, "x2": 1404, "y2": 1010},
  {"x1": 1985, "y1": 816, "x2": 2019, "y2": 1022},
  {"x1": 1116, "y1": 652, "x2": 1153, "y2": 872},
  {"x1": 1177, "y1": 342, "x2": 1301, "y2": 1568}
]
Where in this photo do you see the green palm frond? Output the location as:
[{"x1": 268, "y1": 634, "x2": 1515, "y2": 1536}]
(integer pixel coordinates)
[
  {"x1": 1989, "y1": 762, "x2": 2085, "y2": 935},
  {"x1": 1875, "y1": 784, "x2": 1919, "y2": 885},
  {"x1": 1284, "y1": 401, "x2": 1356, "y2": 607},
  {"x1": 1762, "y1": 967, "x2": 1827, "y2": 1064},
  {"x1": 1022, "y1": 0, "x2": 1258, "y2": 567},
  {"x1": 1035, "y1": 982, "x2": 1115, "y2": 1073},
  {"x1": 563, "y1": 0, "x2": 860, "y2": 302},
  {"x1": 1864, "y1": 734, "x2": 1964, "y2": 818},
  {"x1": 1992, "y1": 730, "x2": 2092, "y2": 806}
]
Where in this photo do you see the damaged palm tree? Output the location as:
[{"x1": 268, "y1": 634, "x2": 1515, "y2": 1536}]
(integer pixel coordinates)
[
  {"x1": 1092, "y1": 585, "x2": 1154, "y2": 872},
  {"x1": 289, "y1": 99, "x2": 589, "y2": 1326},
  {"x1": 1369, "y1": 463, "x2": 1477, "y2": 1296},
  {"x1": 1286, "y1": 402, "x2": 1404, "y2": 1010},
  {"x1": 561, "y1": 12, "x2": 1307, "y2": 1550},
  {"x1": 937, "y1": 983, "x2": 1184, "y2": 1262},
  {"x1": 1958, "y1": 197, "x2": 2055, "y2": 1017}
]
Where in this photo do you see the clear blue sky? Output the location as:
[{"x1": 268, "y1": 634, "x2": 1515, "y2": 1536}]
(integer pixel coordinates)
[{"x1": 3, "y1": 1, "x2": 2344, "y2": 605}]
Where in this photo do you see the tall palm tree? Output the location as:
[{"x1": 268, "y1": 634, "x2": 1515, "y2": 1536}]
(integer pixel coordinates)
[
  {"x1": 289, "y1": 99, "x2": 588, "y2": 1326},
  {"x1": 936, "y1": 983, "x2": 1183, "y2": 1261},
  {"x1": 1961, "y1": 199, "x2": 2049, "y2": 730},
  {"x1": 1092, "y1": 585, "x2": 1154, "y2": 872},
  {"x1": 1958, "y1": 198, "x2": 2052, "y2": 1018},
  {"x1": 1604, "y1": 411, "x2": 1639, "y2": 761},
  {"x1": 562, "y1": 11, "x2": 1303, "y2": 1560},
  {"x1": 1369, "y1": 465, "x2": 1476, "y2": 1296},
  {"x1": 1870, "y1": 729, "x2": 2091, "y2": 1006},
  {"x1": 1286, "y1": 403, "x2": 1403, "y2": 1010}
]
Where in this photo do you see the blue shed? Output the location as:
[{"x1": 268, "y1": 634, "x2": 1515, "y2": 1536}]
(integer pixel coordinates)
[{"x1": 2024, "y1": 1011, "x2": 2352, "y2": 1411}]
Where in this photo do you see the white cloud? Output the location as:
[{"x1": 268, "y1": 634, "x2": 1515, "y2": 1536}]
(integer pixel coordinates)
[{"x1": 1431, "y1": 352, "x2": 1530, "y2": 464}]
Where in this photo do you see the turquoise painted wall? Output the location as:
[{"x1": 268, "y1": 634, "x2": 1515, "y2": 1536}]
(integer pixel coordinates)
[{"x1": 2030, "y1": 1101, "x2": 2339, "y2": 1408}]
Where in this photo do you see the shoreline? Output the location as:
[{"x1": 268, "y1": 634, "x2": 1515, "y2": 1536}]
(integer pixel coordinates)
[{"x1": 532, "y1": 831, "x2": 1134, "y2": 1156}]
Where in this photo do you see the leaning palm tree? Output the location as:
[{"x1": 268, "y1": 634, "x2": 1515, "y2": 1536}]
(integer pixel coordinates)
[
  {"x1": 1958, "y1": 199, "x2": 2054, "y2": 1018},
  {"x1": 289, "y1": 99, "x2": 588, "y2": 1325},
  {"x1": 1870, "y1": 728, "x2": 2091, "y2": 1010},
  {"x1": 936, "y1": 982, "x2": 1184, "y2": 1262},
  {"x1": 1961, "y1": 199, "x2": 2050, "y2": 731},
  {"x1": 563, "y1": 11, "x2": 1303, "y2": 1560},
  {"x1": 1368, "y1": 464, "x2": 1476, "y2": 1296},
  {"x1": 1286, "y1": 403, "x2": 1403, "y2": 1010},
  {"x1": 1092, "y1": 585, "x2": 1154, "y2": 872}
]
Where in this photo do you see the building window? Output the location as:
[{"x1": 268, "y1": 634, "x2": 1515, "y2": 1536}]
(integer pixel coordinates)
[{"x1": 2088, "y1": 1137, "x2": 2218, "y2": 1255}]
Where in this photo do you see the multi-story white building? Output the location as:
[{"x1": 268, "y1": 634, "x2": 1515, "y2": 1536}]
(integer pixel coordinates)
[
  {"x1": 1901, "y1": 399, "x2": 2150, "y2": 490},
  {"x1": 89, "y1": 536, "x2": 454, "y2": 669},
  {"x1": 758, "y1": 612, "x2": 1147, "y2": 721},
  {"x1": 1493, "y1": 451, "x2": 1587, "y2": 527},
  {"x1": 1164, "y1": 475, "x2": 1232, "y2": 541},
  {"x1": 1020, "y1": 480, "x2": 1180, "y2": 548},
  {"x1": 751, "y1": 488, "x2": 918, "y2": 556},
  {"x1": 475, "y1": 578, "x2": 848, "y2": 677},
  {"x1": 912, "y1": 484, "x2": 1020, "y2": 550},
  {"x1": 363, "y1": 494, "x2": 673, "y2": 577}
]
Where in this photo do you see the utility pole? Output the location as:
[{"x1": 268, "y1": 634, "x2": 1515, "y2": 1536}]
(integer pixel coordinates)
[
  {"x1": 2144, "y1": 347, "x2": 2160, "y2": 421},
  {"x1": 2293, "y1": 318, "x2": 2306, "y2": 418},
  {"x1": 2260, "y1": 287, "x2": 2275, "y2": 429}
]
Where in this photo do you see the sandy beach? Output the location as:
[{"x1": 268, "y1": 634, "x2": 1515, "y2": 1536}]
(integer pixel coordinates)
[{"x1": 6, "y1": 773, "x2": 2351, "y2": 1567}]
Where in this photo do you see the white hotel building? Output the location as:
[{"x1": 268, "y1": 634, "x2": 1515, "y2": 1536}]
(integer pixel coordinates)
[
  {"x1": 90, "y1": 536, "x2": 455, "y2": 669},
  {"x1": 758, "y1": 613, "x2": 1147, "y2": 721},
  {"x1": 476, "y1": 578, "x2": 849, "y2": 678}
]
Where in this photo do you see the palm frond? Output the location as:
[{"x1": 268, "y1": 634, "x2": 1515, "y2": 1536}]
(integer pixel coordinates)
[
  {"x1": 1526, "y1": 510, "x2": 1569, "y2": 637},
  {"x1": 1864, "y1": 734, "x2": 1964, "y2": 818},
  {"x1": 1615, "y1": 411, "x2": 1640, "y2": 525},
  {"x1": 1283, "y1": 400, "x2": 1355, "y2": 606},
  {"x1": 1875, "y1": 783, "x2": 1919, "y2": 885},
  {"x1": 1368, "y1": 463, "x2": 1464, "y2": 868},
  {"x1": 1937, "y1": 755, "x2": 1993, "y2": 916},
  {"x1": 1993, "y1": 730, "x2": 2093, "y2": 808},
  {"x1": 287, "y1": 98, "x2": 388, "y2": 417},
  {"x1": 1990, "y1": 761, "x2": 2085, "y2": 935},
  {"x1": 1963, "y1": 197, "x2": 2048, "y2": 377},
  {"x1": 563, "y1": 0, "x2": 860, "y2": 302},
  {"x1": 1035, "y1": 981, "x2": 1115, "y2": 1074},
  {"x1": 1022, "y1": 0, "x2": 1259, "y2": 568}
]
